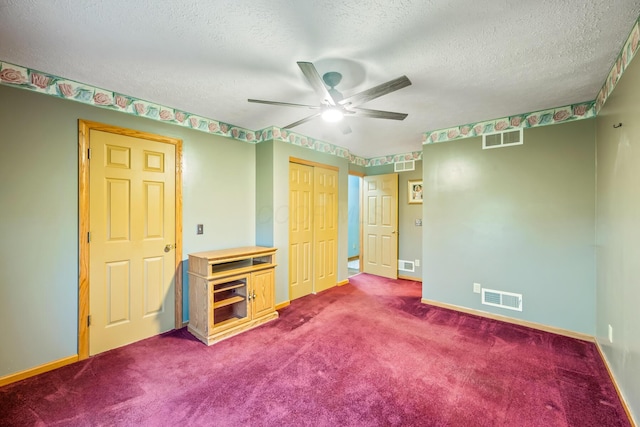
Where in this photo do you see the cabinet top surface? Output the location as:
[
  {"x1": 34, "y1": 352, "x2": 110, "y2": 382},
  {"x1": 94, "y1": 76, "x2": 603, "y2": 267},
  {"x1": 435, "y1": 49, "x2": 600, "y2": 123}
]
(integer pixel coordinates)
[{"x1": 189, "y1": 246, "x2": 276, "y2": 261}]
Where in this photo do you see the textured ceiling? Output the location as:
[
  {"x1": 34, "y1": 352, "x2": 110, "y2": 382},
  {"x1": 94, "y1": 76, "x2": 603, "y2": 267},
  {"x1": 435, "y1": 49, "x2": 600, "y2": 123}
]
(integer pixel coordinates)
[{"x1": 1, "y1": 0, "x2": 639, "y2": 158}]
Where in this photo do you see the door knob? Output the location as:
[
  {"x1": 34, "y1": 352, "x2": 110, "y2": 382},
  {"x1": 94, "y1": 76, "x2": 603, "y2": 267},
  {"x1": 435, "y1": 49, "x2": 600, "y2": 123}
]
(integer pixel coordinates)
[{"x1": 164, "y1": 244, "x2": 172, "y2": 253}]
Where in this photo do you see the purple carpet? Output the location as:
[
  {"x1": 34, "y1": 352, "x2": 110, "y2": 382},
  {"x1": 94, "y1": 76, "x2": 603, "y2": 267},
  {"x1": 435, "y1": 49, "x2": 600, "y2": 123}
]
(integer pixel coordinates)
[{"x1": 0, "y1": 274, "x2": 630, "y2": 426}]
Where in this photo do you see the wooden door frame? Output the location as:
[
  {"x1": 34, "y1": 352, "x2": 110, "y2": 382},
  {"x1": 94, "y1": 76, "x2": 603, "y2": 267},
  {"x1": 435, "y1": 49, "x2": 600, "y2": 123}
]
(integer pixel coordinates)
[
  {"x1": 78, "y1": 120, "x2": 183, "y2": 360},
  {"x1": 288, "y1": 157, "x2": 339, "y2": 299}
]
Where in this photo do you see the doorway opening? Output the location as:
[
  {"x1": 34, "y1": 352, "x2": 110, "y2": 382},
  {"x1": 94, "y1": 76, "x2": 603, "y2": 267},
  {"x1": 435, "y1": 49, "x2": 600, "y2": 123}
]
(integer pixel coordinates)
[{"x1": 348, "y1": 172, "x2": 363, "y2": 277}]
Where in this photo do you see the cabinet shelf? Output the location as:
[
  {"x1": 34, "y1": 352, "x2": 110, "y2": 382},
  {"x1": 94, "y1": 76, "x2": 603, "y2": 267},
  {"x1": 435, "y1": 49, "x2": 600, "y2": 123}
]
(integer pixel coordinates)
[
  {"x1": 188, "y1": 246, "x2": 277, "y2": 280},
  {"x1": 213, "y1": 282, "x2": 245, "y2": 293},
  {"x1": 213, "y1": 295, "x2": 244, "y2": 309}
]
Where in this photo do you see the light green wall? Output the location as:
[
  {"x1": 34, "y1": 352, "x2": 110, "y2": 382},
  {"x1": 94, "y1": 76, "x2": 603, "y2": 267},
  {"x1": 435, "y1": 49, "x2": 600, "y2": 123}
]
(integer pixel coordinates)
[
  {"x1": 596, "y1": 53, "x2": 640, "y2": 420},
  {"x1": 180, "y1": 128, "x2": 256, "y2": 322},
  {"x1": 422, "y1": 121, "x2": 596, "y2": 334},
  {"x1": 367, "y1": 161, "x2": 424, "y2": 280},
  {"x1": 0, "y1": 84, "x2": 256, "y2": 377},
  {"x1": 348, "y1": 163, "x2": 366, "y2": 175},
  {"x1": 256, "y1": 139, "x2": 350, "y2": 304},
  {"x1": 0, "y1": 87, "x2": 78, "y2": 378},
  {"x1": 255, "y1": 140, "x2": 274, "y2": 247}
]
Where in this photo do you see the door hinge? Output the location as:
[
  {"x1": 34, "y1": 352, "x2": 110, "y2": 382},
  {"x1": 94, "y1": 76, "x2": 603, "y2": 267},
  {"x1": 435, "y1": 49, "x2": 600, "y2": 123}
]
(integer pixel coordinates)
[
  {"x1": 87, "y1": 231, "x2": 91, "y2": 243},
  {"x1": 88, "y1": 148, "x2": 92, "y2": 159},
  {"x1": 87, "y1": 315, "x2": 92, "y2": 327}
]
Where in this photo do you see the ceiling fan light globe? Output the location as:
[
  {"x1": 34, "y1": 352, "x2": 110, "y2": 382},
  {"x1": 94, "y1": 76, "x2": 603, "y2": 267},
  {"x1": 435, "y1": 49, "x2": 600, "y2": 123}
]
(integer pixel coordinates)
[{"x1": 322, "y1": 108, "x2": 344, "y2": 122}]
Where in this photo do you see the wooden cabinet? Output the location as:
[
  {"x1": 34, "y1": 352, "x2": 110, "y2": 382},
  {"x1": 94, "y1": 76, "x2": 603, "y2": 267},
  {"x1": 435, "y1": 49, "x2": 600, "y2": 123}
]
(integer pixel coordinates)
[{"x1": 187, "y1": 246, "x2": 278, "y2": 345}]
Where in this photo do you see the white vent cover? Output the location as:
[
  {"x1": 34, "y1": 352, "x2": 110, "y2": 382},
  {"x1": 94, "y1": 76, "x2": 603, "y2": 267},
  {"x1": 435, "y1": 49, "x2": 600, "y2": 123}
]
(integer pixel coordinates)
[
  {"x1": 398, "y1": 260, "x2": 415, "y2": 272},
  {"x1": 482, "y1": 129, "x2": 523, "y2": 149},
  {"x1": 394, "y1": 160, "x2": 415, "y2": 172},
  {"x1": 481, "y1": 288, "x2": 522, "y2": 311}
]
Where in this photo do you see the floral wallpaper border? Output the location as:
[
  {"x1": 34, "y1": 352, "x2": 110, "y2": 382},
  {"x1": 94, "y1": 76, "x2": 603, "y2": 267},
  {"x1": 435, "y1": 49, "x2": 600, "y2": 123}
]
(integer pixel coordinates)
[
  {"x1": 0, "y1": 61, "x2": 258, "y2": 143},
  {"x1": 422, "y1": 101, "x2": 596, "y2": 144},
  {"x1": 594, "y1": 17, "x2": 640, "y2": 113},
  {"x1": 256, "y1": 126, "x2": 422, "y2": 167},
  {"x1": 0, "y1": 59, "x2": 423, "y2": 167},
  {"x1": 423, "y1": 14, "x2": 640, "y2": 145},
  {"x1": 2, "y1": 7, "x2": 639, "y2": 170},
  {"x1": 364, "y1": 151, "x2": 423, "y2": 167}
]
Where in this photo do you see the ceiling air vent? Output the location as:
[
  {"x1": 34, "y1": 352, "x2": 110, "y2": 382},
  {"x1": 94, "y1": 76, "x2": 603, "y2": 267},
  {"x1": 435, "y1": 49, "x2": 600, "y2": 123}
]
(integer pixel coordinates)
[
  {"x1": 394, "y1": 160, "x2": 415, "y2": 172},
  {"x1": 481, "y1": 288, "x2": 522, "y2": 311},
  {"x1": 482, "y1": 129, "x2": 523, "y2": 150}
]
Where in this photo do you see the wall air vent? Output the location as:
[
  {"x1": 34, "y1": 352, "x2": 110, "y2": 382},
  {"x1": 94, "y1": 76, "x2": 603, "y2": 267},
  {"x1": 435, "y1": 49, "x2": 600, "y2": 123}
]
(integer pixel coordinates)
[
  {"x1": 482, "y1": 129, "x2": 523, "y2": 150},
  {"x1": 394, "y1": 160, "x2": 415, "y2": 172},
  {"x1": 481, "y1": 288, "x2": 522, "y2": 311},
  {"x1": 398, "y1": 260, "x2": 415, "y2": 272}
]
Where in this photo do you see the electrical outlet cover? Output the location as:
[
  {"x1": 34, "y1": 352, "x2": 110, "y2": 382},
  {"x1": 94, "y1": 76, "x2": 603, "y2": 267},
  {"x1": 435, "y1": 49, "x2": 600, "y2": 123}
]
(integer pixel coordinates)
[{"x1": 473, "y1": 283, "x2": 481, "y2": 293}]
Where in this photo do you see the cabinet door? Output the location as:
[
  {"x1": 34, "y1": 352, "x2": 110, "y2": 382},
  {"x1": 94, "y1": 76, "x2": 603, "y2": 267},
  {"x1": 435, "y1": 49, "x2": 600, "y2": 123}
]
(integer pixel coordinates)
[{"x1": 251, "y1": 269, "x2": 275, "y2": 318}]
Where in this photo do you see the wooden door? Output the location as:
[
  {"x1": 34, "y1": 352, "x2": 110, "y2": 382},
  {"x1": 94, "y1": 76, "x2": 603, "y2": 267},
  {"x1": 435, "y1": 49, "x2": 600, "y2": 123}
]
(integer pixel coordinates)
[
  {"x1": 88, "y1": 129, "x2": 176, "y2": 355},
  {"x1": 313, "y1": 167, "x2": 338, "y2": 293},
  {"x1": 363, "y1": 174, "x2": 398, "y2": 279},
  {"x1": 251, "y1": 269, "x2": 275, "y2": 318},
  {"x1": 289, "y1": 163, "x2": 314, "y2": 299}
]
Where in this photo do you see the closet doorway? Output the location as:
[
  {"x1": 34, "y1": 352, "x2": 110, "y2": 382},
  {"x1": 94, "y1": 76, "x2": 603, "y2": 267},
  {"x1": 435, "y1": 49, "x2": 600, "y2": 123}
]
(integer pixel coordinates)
[{"x1": 289, "y1": 158, "x2": 338, "y2": 300}]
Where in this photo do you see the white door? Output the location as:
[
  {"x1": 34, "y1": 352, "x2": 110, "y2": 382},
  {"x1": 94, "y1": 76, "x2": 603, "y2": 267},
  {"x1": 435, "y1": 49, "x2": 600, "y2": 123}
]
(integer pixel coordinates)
[
  {"x1": 89, "y1": 129, "x2": 176, "y2": 355},
  {"x1": 363, "y1": 173, "x2": 398, "y2": 279}
]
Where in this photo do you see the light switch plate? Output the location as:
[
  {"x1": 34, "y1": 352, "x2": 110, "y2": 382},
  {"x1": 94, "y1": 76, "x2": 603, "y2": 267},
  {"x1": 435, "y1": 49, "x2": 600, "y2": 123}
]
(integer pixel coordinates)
[{"x1": 197, "y1": 224, "x2": 204, "y2": 235}]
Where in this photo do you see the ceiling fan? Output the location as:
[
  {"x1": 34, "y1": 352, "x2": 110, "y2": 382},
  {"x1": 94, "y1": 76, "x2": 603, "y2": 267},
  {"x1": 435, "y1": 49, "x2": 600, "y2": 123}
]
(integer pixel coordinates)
[{"x1": 248, "y1": 61, "x2": 412, "y2": 134}]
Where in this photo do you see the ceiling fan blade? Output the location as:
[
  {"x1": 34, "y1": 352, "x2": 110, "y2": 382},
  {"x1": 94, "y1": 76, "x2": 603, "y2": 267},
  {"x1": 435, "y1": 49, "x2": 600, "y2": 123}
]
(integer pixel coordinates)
[
  {"x1": 352, "y1": 107, "x2": 408, "y2": 121},
  {"x1": 248, "y1": 99, "x2": 320, "y2": 109},
  {"x1": 297, "y1": 62, "x2": 336, "y2": 106},
  {"x1": 283, "y1": 112, "x2": 322, "y2": 129},
  {"x1": 340, "y1": 75, "x2": 411, "y2": 107}
]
